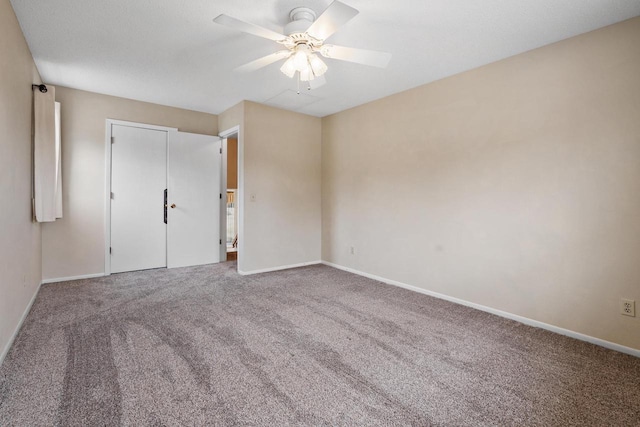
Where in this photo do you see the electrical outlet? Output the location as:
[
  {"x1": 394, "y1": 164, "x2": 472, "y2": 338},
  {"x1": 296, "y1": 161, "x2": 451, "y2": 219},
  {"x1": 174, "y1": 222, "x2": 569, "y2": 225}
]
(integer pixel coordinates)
[
  {"x1": 350, "y1": 246, "x2": 355, "y2": 255},
  {"x1": 620, "y1": 299, "x2": 635, "y2": 317}
]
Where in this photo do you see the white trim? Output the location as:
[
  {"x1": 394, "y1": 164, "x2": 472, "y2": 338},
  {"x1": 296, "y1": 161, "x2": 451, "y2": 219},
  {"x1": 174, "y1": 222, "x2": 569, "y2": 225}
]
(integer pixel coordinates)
[
  {"x1": 218, "y1": 126, "x2": 240, "y2": 139},
  {"x1": 104, "y1": 120, "x2": 177, "y2": 276},
  {"x1": 220, "y1": 138, "x2": 228, "y2": 263},
  {"x1": 239, "y1": 260, "x2": 322, "y2": 276},
  {"x1": 106, "y1": 119, "x2": 178, "y2": 133},
  {"x1": 41, "y1": 273, "x2": 105, "y2": 284},
  {"x1": 104, "y1": 121, "x2": 111, "y2": 275},
  {"x1": 219, "y1": 126, "x2": 242, "y2": 272},
  {"x1": 0, "y1": 282, "x2": 41, "y2": 366},
  {"x1": 321, "y1": 261, "x2": 640, "y2": 358}
]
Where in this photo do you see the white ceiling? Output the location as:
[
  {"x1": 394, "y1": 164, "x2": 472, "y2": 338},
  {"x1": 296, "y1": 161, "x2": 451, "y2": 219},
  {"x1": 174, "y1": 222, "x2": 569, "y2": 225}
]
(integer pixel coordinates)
[{"x1": 10, "y1": 0, "x2": 640, "y2": 117}]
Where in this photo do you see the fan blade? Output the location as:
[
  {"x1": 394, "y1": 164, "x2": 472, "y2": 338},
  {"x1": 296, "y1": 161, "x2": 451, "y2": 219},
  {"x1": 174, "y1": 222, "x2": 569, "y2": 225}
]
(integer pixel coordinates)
[
  {"x1": 309, "y1": 74, "x2": 326, "y2": 90},
  {"x1": 320, "y1": 44, "x2": 391, "y2": 68},
  {"x1": 236, "y1": 50, "x2": 291, "y2": 73},
  {"x1": 213, "y1": 14, "x2": 287, "y2": 42},
  {"x1": 306, "y1": 1, "x2": 359, "y2": 41}
]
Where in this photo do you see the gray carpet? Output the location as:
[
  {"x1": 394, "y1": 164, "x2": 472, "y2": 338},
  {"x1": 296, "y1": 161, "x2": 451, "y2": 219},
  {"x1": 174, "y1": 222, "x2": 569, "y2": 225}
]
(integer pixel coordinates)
[{"x1": 1, "y1": 263, "x2": 639, "y2": 426}]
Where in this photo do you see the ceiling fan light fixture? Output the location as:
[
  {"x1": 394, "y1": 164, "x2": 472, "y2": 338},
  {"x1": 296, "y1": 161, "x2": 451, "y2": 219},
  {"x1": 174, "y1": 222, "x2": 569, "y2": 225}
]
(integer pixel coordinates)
[
  {"x1": 280, "y1": 57, "x2": 297, "y2": 78},
  {"x1": 308, "y1": 54, "x2": 328, "y2": 77},
  {"x1": 292, "y1": 48, "x2": 310, "y2": 71}
]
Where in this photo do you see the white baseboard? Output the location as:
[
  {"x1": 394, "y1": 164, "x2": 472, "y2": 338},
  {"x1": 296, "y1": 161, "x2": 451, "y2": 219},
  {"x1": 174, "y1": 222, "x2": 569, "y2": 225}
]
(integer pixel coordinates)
[
  {"x1": 239, "y1": 260, "x2": 322, "y2": 276},
  {"x1": 321, "y1": 261, "x2": 640, "y2": 358},
  {"x1": 41, "y1": 272, "x2": 105, "y2": 284},
  {"x1": 0, "y1": 281, "x2": 42, "y2": 366}
]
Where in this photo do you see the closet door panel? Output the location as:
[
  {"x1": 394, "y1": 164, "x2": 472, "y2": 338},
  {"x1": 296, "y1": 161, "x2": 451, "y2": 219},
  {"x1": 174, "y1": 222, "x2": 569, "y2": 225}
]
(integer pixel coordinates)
[
  {"x1": 167, "y1": 131, "x2": 221, "y2": 268},
  {"x1": 110, "y1": 124, "x2": 167, "y2": 273}
]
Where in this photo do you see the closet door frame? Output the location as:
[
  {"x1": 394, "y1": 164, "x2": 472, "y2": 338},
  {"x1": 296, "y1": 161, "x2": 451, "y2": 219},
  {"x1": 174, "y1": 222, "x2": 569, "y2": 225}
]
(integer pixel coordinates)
[{"x1": 104, "y1": 119, "x2": 177, "y2": 276}]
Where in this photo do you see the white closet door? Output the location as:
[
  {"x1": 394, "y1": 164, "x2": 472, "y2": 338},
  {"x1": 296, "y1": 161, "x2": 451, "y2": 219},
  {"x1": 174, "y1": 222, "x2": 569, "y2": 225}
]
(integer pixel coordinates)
[
  {"x1": 110, "y1": 124, "x2": 167, "y2": 273},
  {"x1": 167, "y1": 131, "x2": 221, "y2": 268}
]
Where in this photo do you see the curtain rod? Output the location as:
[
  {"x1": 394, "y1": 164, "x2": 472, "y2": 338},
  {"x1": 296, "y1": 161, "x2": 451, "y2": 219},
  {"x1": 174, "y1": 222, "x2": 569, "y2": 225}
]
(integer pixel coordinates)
[{"x1": 32, "y1": 84, "x2": 48, "y2": 93}]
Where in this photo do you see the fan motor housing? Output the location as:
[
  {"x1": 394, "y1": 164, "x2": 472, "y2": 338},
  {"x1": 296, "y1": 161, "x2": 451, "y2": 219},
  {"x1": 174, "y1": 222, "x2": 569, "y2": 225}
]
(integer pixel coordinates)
[{"x1": 284, "y1": 7, "x2": 316, "y2": 35}]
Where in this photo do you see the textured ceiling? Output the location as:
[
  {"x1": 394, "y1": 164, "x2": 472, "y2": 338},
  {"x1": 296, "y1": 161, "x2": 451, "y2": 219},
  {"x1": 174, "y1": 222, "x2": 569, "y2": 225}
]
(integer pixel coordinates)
[{"x1": 10, "y1": 0, "x2": 640, "y2": 117}]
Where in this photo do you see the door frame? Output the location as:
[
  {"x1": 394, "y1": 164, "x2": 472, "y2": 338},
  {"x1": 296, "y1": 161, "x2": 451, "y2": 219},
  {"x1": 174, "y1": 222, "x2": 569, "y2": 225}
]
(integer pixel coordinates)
[
  {"x1": 219, "y1": 125, "x2": 242, "y2": 270},
  {"x1": 104, "y1": 119, "x2": 177, "y2": 276}
]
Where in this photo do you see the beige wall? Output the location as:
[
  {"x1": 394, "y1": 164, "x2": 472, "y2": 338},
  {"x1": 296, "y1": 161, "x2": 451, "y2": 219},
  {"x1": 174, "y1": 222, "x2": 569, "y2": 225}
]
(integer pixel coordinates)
[
  {"x1": 322, "y1": 18, "x2": 640, "y2": 350},
  {"x1": 41, "y1": 87, "x2": 218, "y2": 280},
  {"x1": 244, "y1": 102, "x2": 321, "y2": 272},
  {"x1": 220, "y1": 101, "x2": 322, "y2": 273},
  {"x1": 218, "y1": 101, "x2": 244, "y2": 136},
  {"x1": 0, "y1": 0, "x2": 43, "y2": 360}
]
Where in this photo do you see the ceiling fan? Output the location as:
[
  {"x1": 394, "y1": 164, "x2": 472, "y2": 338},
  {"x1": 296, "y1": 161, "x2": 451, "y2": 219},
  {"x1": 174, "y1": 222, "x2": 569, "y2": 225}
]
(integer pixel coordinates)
[{"x1": 213, "y1": 1, "x2": 391, "y2": 90}]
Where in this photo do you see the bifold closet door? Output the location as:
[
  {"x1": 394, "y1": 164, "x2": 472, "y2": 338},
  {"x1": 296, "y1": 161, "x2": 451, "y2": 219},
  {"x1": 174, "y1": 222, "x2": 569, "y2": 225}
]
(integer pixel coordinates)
[
  {"x1": 110, "y1": 124, "x2": 168, "y2": 273},
  {"x1": 167, "y1": 132, "x2": 221, "y2": 268}
]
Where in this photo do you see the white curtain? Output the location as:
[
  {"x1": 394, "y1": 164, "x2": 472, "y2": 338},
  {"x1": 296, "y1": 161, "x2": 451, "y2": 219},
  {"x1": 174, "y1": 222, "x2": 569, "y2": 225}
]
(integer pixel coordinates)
[
  {"x1": 54, "y1": 101, "x2": 62, "y2": 218},
  {"x1": 33, "y1": 85, "x2": 62, "y2": 222}
]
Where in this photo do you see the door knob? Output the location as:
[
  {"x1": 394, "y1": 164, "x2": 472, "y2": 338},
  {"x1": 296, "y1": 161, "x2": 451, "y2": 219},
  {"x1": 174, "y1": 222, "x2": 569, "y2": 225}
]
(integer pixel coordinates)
[{"x1": 171, "y1": 203, "x2": 176, "y2": 208}]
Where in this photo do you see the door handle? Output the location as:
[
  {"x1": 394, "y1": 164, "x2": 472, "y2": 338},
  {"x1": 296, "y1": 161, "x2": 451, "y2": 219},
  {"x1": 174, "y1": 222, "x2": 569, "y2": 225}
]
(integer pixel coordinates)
[
  {"x1": 164, "y1": 189, "x2": 168, "y2": 224},
  {"x1": 171, "y1": 204, "x2": 176, "y2": 208}
]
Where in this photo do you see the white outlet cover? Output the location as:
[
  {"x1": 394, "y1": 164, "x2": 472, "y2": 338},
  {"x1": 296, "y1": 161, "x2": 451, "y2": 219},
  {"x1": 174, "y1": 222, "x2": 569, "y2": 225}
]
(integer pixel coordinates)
[{"x1": 620, "y1": 299, "x2": 635, "y2": 317}]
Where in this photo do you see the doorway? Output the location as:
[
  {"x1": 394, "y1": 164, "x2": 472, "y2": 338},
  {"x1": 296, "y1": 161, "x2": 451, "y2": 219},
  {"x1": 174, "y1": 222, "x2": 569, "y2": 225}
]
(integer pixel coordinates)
[
  {"x1": 225, "y1": 135, "x2": 238, "y2": 262},
  {"x1": 219, "y1": 126, "x2": 241, "y2": 267}
]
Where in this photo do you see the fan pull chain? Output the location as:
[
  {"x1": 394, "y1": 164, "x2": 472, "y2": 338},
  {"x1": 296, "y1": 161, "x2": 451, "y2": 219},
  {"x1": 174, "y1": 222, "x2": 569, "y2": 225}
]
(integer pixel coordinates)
[{"x1": 297, "y1": 72, "x2": 300, "y2": 95}]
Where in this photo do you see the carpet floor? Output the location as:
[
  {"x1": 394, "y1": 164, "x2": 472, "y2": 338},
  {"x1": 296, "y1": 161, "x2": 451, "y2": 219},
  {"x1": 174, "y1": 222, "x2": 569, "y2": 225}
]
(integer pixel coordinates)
[{"x1": 0, "y1": 263, "x2": 639, "y2": 426}]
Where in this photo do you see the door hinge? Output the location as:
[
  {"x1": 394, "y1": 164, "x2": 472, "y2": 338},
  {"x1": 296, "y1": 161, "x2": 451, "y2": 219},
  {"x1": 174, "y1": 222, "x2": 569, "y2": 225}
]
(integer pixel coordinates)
[
  {"x1": 219, "y1": 239, "x2": 222, "y2": 245},
  {"x1": 110, "y1": 192, "x2": 114, "y2": 199},
  {"x1": 109, "y1": 247, "x2": 112, "y2": 254},
  {"x1": 111, "y1": 137, "x2": 115, "y2": 144},
  {"x1": 219, "y1": 147, "x2": 222, "y2": 154},
  {"x1": 220, "y1": 193, "x2": 222, "y2": 199}
]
